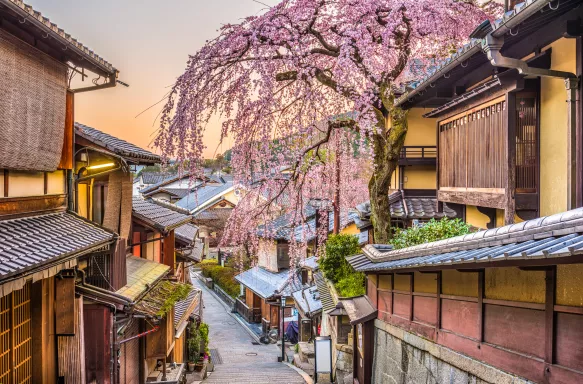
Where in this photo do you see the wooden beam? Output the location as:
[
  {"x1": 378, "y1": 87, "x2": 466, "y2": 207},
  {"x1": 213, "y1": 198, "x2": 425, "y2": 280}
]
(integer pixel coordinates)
[
  {"x1": 505, "y1": 92, "x2": 516, "y2": 224},
  {"x1": 409, "y1": 273, "x2": 414, "y2": 322},
  {"x1": 478, "y1": 270, "x2": 484, "y2": 342},
  {"x1": 58, "y1": 91, "x2": 74, "y2": 170},
  {"x1": 43, "y1": 172, "x2": 48, "y2": 195},
  {"x1": 3, "y1": 169, "x2": 8, "y2": 197},
  {"x1": 576, "y1": 36, "x2": 583, "y2": 208},
  {"x1": 437, "y1": 190, "x2": 506, "y2": 210},
  {"x1": 544, "y1": 267, "x2": 556, "y2": 366},
  {"x1": 436, "y1": 271, "x2": 442, "y2": 332},
  {"x1": 0, "y1": 194, "x2": 66, "y2": 219}
]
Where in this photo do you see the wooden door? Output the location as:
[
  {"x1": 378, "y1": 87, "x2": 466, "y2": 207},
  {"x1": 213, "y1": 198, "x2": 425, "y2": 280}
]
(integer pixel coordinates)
[{"x1": 0, "y1": 282, "x2": 32, "y2": 384}]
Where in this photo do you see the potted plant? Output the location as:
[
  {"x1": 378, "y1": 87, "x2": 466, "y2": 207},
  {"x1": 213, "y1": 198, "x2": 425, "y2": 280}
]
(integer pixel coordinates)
[{"x1": 187, "y1": 323, "x2": 201, "y2": 372}]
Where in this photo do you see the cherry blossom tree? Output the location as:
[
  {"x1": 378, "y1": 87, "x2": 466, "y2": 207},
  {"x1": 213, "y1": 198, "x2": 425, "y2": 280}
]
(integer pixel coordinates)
[{"x1": 157, "y1": 0, "x2": 500, "y2": 243}]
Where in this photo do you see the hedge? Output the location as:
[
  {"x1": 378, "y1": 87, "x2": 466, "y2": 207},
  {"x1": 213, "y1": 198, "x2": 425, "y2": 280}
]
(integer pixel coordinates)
[{"x1": 198, "y1": 259, "x2": 240, "y2": 298}]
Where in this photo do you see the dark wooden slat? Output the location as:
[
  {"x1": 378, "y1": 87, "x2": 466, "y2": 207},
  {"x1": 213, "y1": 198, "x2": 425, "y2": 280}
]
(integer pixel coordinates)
[
  {"x1": 55, "y1": 277, "x2": 76, "y2": 336},
  {"x1": 436, "y1": 271, "x2": 442, "y2": 331},
  {"x1": 505, "y1": 92, "x2": 516, "y2": 224},
  {"x1": 3, "y1": 169, "x2": 8, "y2": 197},
  {"x1": 43, "y1": 172, "x2": 48, "y2": 195},
  {"x1": 478, "y1": 270, "x2": 484, "y2": 342},
  {"x1": 545, "y1": 267, "x2": 556, "y2": 365}
]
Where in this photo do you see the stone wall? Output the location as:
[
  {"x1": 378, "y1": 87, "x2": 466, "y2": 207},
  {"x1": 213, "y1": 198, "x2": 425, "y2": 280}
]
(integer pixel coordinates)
[{"x1": 373, "y1": 320, "x2": 533, "y2": 384}]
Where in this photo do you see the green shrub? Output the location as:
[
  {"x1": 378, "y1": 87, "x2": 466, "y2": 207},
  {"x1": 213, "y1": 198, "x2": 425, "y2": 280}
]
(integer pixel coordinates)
[
  {"x1": 319, "y1": 234, "x2": 364, "y2": 297},
  {"x1": 197, "y1": 259, "x2": 240, "y2": 297},
  {"x1": 187, "y1": 322, "x2": 201, "y2": 362},
  {"x1": 390, "y1": 218, "x2": 472, "y2": 250},
  {"x1": 335, "y1": 273, "x2": 366, "y2": 297},
  {"x1": 319, "y1": 234, "x2": 361, "y2": 284},
  {"x1": 199, "y1": 323, "x2": 210, "y2": 355}
]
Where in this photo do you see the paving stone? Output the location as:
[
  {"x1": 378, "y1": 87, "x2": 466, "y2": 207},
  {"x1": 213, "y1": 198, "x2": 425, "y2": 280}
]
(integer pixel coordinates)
[{"x1": 191, "y1": 275, "x2": 306, "y2": 384}]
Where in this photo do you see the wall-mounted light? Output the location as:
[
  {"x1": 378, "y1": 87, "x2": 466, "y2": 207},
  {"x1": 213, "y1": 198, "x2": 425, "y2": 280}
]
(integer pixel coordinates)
[
  {"x1": 87, "y1": 162, "x2": 115, "y2": 170},
  {"x1": 80, "y1": 152, "x2": 88, "y2": 162}
]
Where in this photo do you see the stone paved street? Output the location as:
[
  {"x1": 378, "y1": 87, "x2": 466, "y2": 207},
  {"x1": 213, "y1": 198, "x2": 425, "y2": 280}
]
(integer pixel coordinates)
[{"x1": 192, "y1": 276, "x2": 306, "y2": 384}]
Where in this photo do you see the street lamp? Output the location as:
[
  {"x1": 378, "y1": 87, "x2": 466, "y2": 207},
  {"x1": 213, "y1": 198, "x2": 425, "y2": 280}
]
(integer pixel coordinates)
[{"x1": 281, "y1": 296, "x2": 286, "y2": 363}]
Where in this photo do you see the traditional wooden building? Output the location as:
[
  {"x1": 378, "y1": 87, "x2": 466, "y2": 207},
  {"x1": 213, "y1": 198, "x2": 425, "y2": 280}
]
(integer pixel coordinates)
[
  {"x1": 396, "y1": 0, "x2": 583, "y2": 228},
  {"x1": 0, "y1": 0, "x2": 124, "y2": 382}
]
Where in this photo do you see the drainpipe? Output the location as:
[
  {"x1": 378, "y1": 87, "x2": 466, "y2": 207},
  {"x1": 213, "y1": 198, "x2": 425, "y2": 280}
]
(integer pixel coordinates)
[{"x1": 483, "y1": 35, "x2": 580, "y2": 209}]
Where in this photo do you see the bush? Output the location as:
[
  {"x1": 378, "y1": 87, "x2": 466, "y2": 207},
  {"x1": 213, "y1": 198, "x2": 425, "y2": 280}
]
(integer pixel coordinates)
[
  {"x1": 390, "y1": 218, "x2": 472, "y2": 250},
  {"x1": 319, "y1": 234, "x2": 361, "y2": 284},
  {"x1": 320, "y1": 234, "x2": 365, "y2": 297},
  {"x1": 198, "y1": 259, "x2": 240, "y2": 297}
]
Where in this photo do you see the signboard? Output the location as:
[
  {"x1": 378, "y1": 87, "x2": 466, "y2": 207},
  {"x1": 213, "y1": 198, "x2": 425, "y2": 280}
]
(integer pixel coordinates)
[{"x1": 314, "y1": 336, "x2": 332, "y2": 383}]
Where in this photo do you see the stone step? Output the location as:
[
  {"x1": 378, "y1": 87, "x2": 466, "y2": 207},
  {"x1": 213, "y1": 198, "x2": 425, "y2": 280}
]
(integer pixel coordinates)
[
  {"x1": 297, "y1": 342, "x2": 315, "y2": 362},
  {"x1": 293, "y1": 353, "x2": 315, "y2": 376}
]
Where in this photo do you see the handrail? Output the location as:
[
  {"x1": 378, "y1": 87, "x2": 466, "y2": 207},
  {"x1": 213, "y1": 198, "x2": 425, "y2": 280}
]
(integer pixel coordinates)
[{"x1": 399, "y1": 146, "x2": 437, "y2": 159}]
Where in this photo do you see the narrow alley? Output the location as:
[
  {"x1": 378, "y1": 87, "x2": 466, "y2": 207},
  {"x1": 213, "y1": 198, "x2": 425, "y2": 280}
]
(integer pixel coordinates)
[{"x1": 191, "y1": 275, "x2": 307, "y2": 384}]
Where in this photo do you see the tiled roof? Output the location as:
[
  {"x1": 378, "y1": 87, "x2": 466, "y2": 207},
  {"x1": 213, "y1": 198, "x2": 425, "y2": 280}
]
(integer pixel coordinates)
[
  {"x1": 133, "y1": 280, "x2": 191, "y2": 318},
  {"x1": 140, "y1": 172, "x2": 175, "y2": 185},
  {"x1": 336, "y1": 295, "x2": 377, "y2": 325},
  {"x1": 300, "y1": 256, "x2": 319, "y2": 271},
  {"x1": 314, "y1": 272, "x2": 335, "y2": 313},
  {"x1": 116, "y1": 255, "x2": 170, "y2": 301},
  {"x1": 75, "y1": 123, "x2": 160, "y2": 164},
  {"x1": 0, "y1": 212, "x2": 115, "y2": 279},
  {"x1": 141, "y1": 173, "x2": 201, "y2": 195},
  {"x1": 178, "y1": 240, "x2": 204, "y2": 263},
  {"x1": 193, "y1": 208, "x2": 233, "y2": 222},
  {"x1": 159, "y1": 188, "x2": 194, "y2": 199},
  {"x1": 174, "y1": 287, "x2": 202, "y2": 327},
  {"x1": 0, "y1": 0, "x2": 116, "y2": 75},
  {"x1": 132, "y1": 197, "x2": 192, "y2": 232},
  {"x1": 292, "y1": 285, "x2": 322, "y2": 317},
  {"x1": 395, "y1": 0, "x2": 554, "y2": 107},
  {"x1": 347, "y1": 207, "x2": 583, "y2": 272},
  {"x1": 175, "y1": 223, "x2": 199, "y2": 245},
  {"x1": 355, "y1": 192, "x2": 457, "y2": 229},
  {"x1": 235, "y1": 266, "x2": 302, "y2": 299},
  {"x1": 175, "y1": 178, "x2": 234, "y2": 213}
]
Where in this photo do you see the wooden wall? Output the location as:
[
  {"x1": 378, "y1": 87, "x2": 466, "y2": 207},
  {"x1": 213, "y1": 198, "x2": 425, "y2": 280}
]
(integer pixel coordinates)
[
  {"x1": 370, "y1": 264, "x2": 583, "y2": 383},
  {"x1": 83, "y1": 304, "x2": 112, "y2": 384}
]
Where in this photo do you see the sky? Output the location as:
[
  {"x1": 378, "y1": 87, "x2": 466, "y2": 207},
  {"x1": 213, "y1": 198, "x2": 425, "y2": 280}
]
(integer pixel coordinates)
[{"x1": 29, "y1": 0, "x2": 277, "y2": 158}]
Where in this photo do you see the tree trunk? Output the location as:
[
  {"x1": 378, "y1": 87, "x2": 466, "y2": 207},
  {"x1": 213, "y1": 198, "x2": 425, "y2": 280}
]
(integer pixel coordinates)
[{"x1": 368, "y1": 103, "x2": 408, "y2": 244}]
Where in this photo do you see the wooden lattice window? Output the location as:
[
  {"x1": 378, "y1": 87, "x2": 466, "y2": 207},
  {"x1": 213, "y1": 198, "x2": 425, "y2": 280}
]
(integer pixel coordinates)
[
  {"x1": 0, "y1": 282, "x2": 32, "y2": 383},
  {"x1": 515, "y1": 92, "x2": 538, "y2": 192}
]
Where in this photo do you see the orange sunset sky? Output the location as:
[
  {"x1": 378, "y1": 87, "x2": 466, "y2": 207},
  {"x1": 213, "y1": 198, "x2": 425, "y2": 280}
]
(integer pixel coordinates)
[{"x1": 29, "y1": 0, "x2": 278, "y2": 159}]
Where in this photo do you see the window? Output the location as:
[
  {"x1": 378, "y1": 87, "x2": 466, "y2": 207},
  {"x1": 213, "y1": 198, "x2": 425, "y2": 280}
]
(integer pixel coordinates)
[
  {"x1": 277, "y1": 243, "x2": 290, "y2": 269},
  {"x1": 0, "y1": 282, "x2": 32, "y2": 383}
]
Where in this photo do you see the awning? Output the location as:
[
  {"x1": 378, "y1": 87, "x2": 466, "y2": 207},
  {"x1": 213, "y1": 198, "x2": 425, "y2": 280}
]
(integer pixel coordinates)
[
  {"x1": 292, "y1": 286, "x2": 322, "y2": 318},
  {"x1": 335, "y1": 296, "x2": 377, "y2": 325},
  {"x1": 0, "y1": 212, "x2": 116, "y2": 297},
  {"x1": 116, "y1": 255, "x2": 170, "y2": 301},
  {"x1": 174, "y1": 288, "x2": 202, "y2": 338}
]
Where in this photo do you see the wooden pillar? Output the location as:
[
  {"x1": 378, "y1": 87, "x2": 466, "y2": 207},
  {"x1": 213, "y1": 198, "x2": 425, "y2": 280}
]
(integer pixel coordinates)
[
  {"x1": 567, "y1": 78, "x2": 580, "y2": 210},
  {"x1": 32, "y1": 278, "x2": 56, "y2": 384},
  {"x1": 409, "y1": 273, "x2": 414, "y2": 322},
  {"x1": 164, "y1": 230, "x2": 175, "y2": 274},
  {"x1": 477, "y1": 270, "x2": 485, "y2": 342},
  {"x1": 436, "y1": 271, "x2": 442, "y2": 333},
  {"x1": 390, "y1": 273, "x2": 394, "y2": 315},
  {"x1": 505, "y1": 92, "x2": 517, "y2": 224},
  {"x1": 576, "y1": 37, "x2": 583, "y2": 208},
  {"x1": 544, "y1": 267, "x2": 556, "y2": 369}
]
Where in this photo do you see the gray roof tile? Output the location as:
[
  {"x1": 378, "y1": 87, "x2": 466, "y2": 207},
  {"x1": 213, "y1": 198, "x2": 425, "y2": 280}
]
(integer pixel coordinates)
[
  {"x1": 347, "y1": 207, "x2": 583, "y2": 272},
  {"x1": 235, "y1": 266, "x2": 302, "y2": 299},
  {"x1": 0, "y1": 212, "x2": 115, "y2": 279},
  {"x1": 132, "y1": 197, "x2": 192, "y2": 231},
  {"x1": 75, "y1": 123, "x2": 160, "y2": 163}
]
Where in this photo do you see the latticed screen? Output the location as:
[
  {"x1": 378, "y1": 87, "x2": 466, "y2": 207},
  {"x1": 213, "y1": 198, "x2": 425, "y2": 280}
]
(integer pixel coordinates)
[
  {"x1": 515, "y1": 93, "x2": 538, "y2": 192},
  {"x1": 0, "y1": 282, "x2": 32, "y2": 383}
]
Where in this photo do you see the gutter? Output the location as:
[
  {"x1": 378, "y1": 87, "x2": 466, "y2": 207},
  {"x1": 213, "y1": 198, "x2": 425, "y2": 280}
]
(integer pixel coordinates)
[{"x1": 491, "y1": 0, "x2": 553, "y2": 38}]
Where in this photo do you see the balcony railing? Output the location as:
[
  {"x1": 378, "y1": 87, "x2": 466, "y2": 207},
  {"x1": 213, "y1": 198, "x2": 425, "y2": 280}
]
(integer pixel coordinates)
[
  {"x1": 398, "y1": 146, "x2": 437, "y2": 166},
  {"x1": 235, "y1": 297, "x2": 262, "y2": 323}
]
